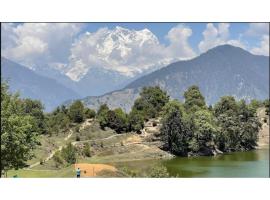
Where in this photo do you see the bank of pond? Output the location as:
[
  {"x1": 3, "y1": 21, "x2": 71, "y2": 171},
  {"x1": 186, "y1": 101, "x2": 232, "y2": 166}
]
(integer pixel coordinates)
[{"x1": 115, "y1": 148, "x2": 269, "y2": 178}]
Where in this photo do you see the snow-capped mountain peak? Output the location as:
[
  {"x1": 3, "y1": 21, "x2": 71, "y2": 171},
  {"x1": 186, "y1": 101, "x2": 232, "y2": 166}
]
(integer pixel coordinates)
[{"x1": 65, "y1": 26, "x2": 163, "y2": 81}]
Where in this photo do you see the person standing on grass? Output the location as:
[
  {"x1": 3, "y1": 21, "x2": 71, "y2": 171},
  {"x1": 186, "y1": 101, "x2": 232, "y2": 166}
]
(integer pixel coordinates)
[{"x1": 76, "y1": 167, "x2": 81, "y2": 178}]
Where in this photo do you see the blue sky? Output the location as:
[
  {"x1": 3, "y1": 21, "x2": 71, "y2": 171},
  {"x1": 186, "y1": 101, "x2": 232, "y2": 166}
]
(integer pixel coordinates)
[
  {"x1": 1, "y1": 23, "x2": 269, "y2": 80},
  {"x1": 80, "y1": 23, "x2": 259, "y2": 53}
]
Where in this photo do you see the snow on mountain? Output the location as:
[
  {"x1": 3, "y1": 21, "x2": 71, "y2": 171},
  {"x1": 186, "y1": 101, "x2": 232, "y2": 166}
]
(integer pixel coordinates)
[{"x1": 65, "y1": 26, "x2": 172, "y2": 81}]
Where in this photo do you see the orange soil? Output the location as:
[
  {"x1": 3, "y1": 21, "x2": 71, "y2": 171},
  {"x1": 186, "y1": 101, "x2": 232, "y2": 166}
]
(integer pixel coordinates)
[{"x1": 74, "y1": 163, "x2": 116, "y2": 177}]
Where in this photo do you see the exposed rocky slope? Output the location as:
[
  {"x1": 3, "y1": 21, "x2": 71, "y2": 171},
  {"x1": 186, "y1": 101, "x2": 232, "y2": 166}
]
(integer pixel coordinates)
[
  {"x1": 79, "y1": 45, "x2": 269, "y2": 112},
  {"x1": 257, "y1": 108, "x2": 269, "y2": 148}
]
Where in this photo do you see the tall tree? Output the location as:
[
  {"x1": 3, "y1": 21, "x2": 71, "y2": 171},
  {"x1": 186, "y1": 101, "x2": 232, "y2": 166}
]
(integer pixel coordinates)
[
  {"x1": 68, "y1": 100, "x2": 85, "y2": 123},
  {"x1": 97, "y1": 104, "x2": 110, "y2": 129},
  {"x1": 189, "y1": 110, "x2": 217, "y2": 154},
  {"x1": 214, "y1": 97, "x2": 260, "y2": 152},
  {"x1": 84, "y1": 108, "x2": 96, "y2": 119},
  {"x1": 160, "y1": 108, "x2": 189, "y2": 156},
  {"x1": 1, "y1": 81, "x2": 39, "y2": 176},
  {"x1": 132, "y1": 86, "x2": 169, "y2": 119},
  {"x1": 106, "y1": 108, "x2": 128, "y2": 133},
  {"x1": 128, "y1": 109, "x2": 144, "y2": 133},
  {"x1": 184, "y1": 85, "x2": 207, "y2": 113},
  {"x1": 22, "y1": 98, "x2": 46, "y2": 134}
]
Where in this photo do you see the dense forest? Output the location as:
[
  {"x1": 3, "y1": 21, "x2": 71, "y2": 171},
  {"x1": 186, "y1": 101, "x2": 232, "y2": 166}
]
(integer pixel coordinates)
[{"x1": 1, "y1": 80, "x2": 269, "y2": 176}]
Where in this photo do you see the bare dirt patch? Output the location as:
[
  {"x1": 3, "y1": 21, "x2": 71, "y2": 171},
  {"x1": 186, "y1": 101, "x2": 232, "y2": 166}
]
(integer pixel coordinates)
[{"x1": 74, "y1": 163, "x2": 116, "y2": 177}]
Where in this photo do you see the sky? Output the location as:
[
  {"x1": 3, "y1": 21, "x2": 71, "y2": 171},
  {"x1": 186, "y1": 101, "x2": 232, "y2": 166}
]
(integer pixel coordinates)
[
  {"x1": 1, "y1": 23, "x2": 269, "y2": 81},
  {"x1": 74, "y1": 22, "x2": 268, "y2": 53}
]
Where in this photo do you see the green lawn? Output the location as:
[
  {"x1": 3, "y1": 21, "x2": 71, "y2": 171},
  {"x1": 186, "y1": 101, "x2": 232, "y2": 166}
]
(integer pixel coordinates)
[{"x1": 7, "y1": 166, "x2": 75, "y2": 178}]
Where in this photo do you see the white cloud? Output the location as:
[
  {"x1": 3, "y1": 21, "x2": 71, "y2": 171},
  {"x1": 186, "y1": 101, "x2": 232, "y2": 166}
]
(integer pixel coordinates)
[
  {"x1": 251, "y1": 35, "x2": 269, "y2": 56},
  {"x1": 246, "y1": 23, "x2": 269, "y2": 37},
  {"x1": 226, "y1": 39, "x2": 246, "y2": 49},
  {"x1": 198, "y1": 23, "x2": 250, "y2": 54},
  {"x1": 165, "y1": 24, "x2": 196, "y2": 59},
  {"x1": 2, "y1": 23, "x2": 195, "y2": 81},
  {"x1": 66, "y1": 25, "x2": 195, "y2": 81},
  {"x1": 245, "y1": 23, "x2": 269, "y2": 56},
  {"x1": 199, "y1": 23, "x2": 231, "y2": 53},
  {"x1": 1, "y1": 23, "x2": 82, "y2": 70},
  {"x1": 3, "y1": 23, "x2": 268, "y2": 82}
]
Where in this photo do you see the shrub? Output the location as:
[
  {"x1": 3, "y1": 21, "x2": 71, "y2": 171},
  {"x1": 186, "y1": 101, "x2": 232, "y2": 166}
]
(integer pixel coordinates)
[
  {"x1": 97, "y1": 104, "x2": 110, "y2": 129},
  {"x1": 61, "y1": 143, "x2": 77, "y2": 164},
  {"x1": 76, "y1": 134, "x2": 81, "y2": 141},
  {"x1": 75, "y1": 125, "x2": 80, "y2": 133},
  {"x1": 83, "y1": 143, "x2": 91, "y2": 157},
  {"x1": 106, "y1": 108, "x2": 128, "y2": 133},
  {"x1": 39, "y1": 159, "x2": 44, "y2": 165},
  {"x1": 148, "y1": 166, "x2": 170, "y2": 178},
  {"x1": 68, "y1": 100, "x2": 85, "y2": 123},
  {"x1": 132, "y1": 86, "x2": 169, "y2": 120},
  {"x1": 84, "y1": 108, "x2": 96, "y2": 119},
  {"x1": 128, "y1": 110, "x2": 144, "y2": 132},
  {"x1": 53, "y1": 151, "x2": 64, "y2": 168}
]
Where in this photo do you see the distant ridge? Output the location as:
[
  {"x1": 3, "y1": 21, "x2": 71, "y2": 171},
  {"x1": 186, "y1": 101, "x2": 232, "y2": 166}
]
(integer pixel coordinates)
[
  {"x1": 79, "y1": 45, "x2": 269, "y2": 112},
  {"x1": 1, "y1": 57, "x2": 80, "y2": 112}
]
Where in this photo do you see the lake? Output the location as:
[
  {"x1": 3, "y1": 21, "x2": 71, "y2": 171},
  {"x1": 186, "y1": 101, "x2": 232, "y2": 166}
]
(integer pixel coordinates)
[{"x1": 117, "y1": 148, "x2": 269, "y2": 177}]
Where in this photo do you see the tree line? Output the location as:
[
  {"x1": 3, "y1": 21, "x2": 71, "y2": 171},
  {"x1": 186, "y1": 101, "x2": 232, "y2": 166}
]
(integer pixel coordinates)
[
  {"x1": 160, "y1": 86, "x2": 266, "y2": 156},
  {"x1": 1, "y1": 79, "x2": 269, "y2": 175},
  {"x1": 1, "y1": 81, "x2": 96, "y2": 175}
]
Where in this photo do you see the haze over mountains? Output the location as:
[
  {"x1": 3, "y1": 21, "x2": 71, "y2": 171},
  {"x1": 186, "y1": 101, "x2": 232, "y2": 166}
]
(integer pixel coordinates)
[
  {"x1": 79, "y1": 45, "x2": 269, "y2": 112},
  {"x1": 1, "y1": 45, "x2": 269, "y2": 112},
  {"x1": 2, "y1": 26, "x2": 173, "y2": 98},
  {"x1": 1, "y1": 57, "x2": 80, "y2": 111}
]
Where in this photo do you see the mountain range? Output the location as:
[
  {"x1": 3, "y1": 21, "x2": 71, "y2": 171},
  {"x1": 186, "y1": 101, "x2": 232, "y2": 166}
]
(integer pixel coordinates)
[
  {"x1": 78, "y1": 45, "x2": 269, "y2": 112},
  {"x1": 6, "y1": 26, "x2": 170, "y2": 98},
  {"x1": 1, "y1": 45, "x2": 269, "y2": 112},
  {"x1": 1, "y1": 57, "x2": 80, "y2": 112}
]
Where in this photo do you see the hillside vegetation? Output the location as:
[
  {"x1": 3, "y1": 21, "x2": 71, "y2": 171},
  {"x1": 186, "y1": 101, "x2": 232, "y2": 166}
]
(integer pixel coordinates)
[{"x1": 1, "y1": 80, "x2": 269, "y2": 177}]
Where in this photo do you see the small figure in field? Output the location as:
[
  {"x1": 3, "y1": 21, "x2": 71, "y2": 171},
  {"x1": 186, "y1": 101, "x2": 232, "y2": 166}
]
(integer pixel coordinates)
[{"x1": 76, "y1": 167, "x2": 81, "y2": 178}]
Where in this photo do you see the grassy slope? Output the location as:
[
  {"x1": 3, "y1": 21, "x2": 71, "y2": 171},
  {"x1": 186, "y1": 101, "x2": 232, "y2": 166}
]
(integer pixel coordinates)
[{"x1": 7, "y1": 119, "x2": 171, "y2": 177}]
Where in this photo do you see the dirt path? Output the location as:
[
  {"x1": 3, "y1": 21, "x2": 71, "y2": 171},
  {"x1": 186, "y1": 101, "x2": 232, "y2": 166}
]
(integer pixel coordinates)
[
  {"x1": 28, "y1": 129, "x2": 74, "y2": 168},
  {"x1": 28, "y1": 119, "x2": 93, "y2": 169},
  {"x1": 72, "y1": 133, "x2": 125, "y2": 145}
]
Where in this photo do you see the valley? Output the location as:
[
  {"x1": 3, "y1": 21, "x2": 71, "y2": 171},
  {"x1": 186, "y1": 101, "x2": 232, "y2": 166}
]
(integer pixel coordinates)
[
  {"x1": 1, "y1": 44, "x2": 269, "y2": 178},
  {"x1": 6, "y1": 105, "x2": 269, "y2": 178}
]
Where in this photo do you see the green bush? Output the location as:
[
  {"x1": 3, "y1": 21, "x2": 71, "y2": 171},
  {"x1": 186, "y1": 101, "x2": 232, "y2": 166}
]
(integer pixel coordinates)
[
  {"x1": 97, "y1": 104, "x2": 110, "y2": 129},
  {"x1": 148, "y1": 166, "x2": 170, "y2": 178},
  {"x1": 53, "y1": 151, "x2": 64, "y2": 168},
  {"x1": 61, "y1": 143, "x2": 77, "y2": 164},
  {"x1": 132, "y1": 86, "x2": 169, "y2": 120},
  {"x1": 128, "y1": 110, "x2": 144, "y2": 133},
  {"x1": 68, "y1": 100, "x2": 85, "y2": 123},
  {"x1": 84, "y1": 108, "x2": 96, "y2": 119},
  {"x1": 83, "y1": 143, "x2": 91, "y2": 157},
  {"x1": 161, "y1": 108, "x2": 189, "y2": 156}
]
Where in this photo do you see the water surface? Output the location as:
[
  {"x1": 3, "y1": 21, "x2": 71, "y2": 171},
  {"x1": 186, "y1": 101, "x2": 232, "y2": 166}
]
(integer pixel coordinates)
[{"x1": 117, "y1": 148, "x2": 269, "y2": 177}]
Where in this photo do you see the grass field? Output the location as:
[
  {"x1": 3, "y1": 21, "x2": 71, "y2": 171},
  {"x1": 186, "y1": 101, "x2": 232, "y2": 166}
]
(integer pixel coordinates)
[{"x1": 7, "y1": 166, "x2": 75, "y2": 178}]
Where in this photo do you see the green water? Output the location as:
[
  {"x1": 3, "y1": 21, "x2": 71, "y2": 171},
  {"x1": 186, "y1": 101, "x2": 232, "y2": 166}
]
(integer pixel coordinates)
[{"x1": 118, "y1": 148, "x2": 269, "y2": 177}]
